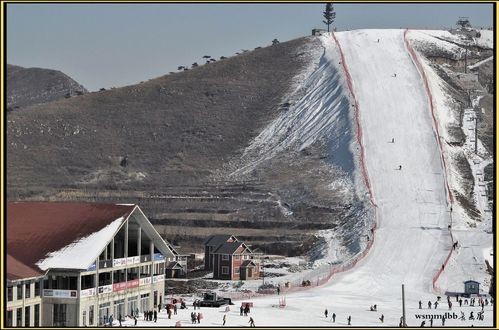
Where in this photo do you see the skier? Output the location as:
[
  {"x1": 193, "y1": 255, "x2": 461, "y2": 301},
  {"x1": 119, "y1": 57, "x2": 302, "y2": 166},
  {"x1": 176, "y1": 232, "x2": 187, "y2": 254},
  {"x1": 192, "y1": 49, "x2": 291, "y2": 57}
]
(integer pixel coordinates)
[
  {"x1": 442, "y1": 317, "x2": 445, "y2": 326},
  {"x1": 428, "y1": 301, "x2": 432, "y2": 309},
  {"x1": 325, "y1": 309, "x2": 328, "y2": 318},
  {"x1": 460, "y1": 311, "x2": 466, "y2": 321},
  {"x1": 399, "y1": 165, "x2": 402, "y2": 170},
  {"x1": 377, "y1": 38, "x2": 380, "y2": 43},
  {"x1": 419, "y1": 300, "x2": 422, "y2": 309},
  {"x1": 331, "y1": 313, "x2": 336, "y2": 323},
  {"x1": 469, "y1": 311, "x2": 475, "y2": 320},
  {"x1": 393, "y1": 73, "x2": 397, "y2": 77},
  {"x1": 154, "y1": 310, "x2": 158, "y2": 322},
  {"x1": 249, "y1": 317, "x2": 255, "y2": 327},
  {"x1": 223, "y1": 314, "x2": 227, "y2": 326},
  {"x1": 119, "y1": 314, "x2": 122, "y2": 327},
  {"x1": 392, "y1": 137, "x2": 395, "y2": 143},
  {"x1": 174, "y1": 304, "x2": 178, "y2": 315},
  {"x1": 420, "y1": 321, "x2": 425, "y2": 327},
  {"x1": 429, "y1": 318, "x2": 433, "y2": 327},
  {"x1": 347, "y1": 316, "x2": 351, "y2": 326},
  {"x1": 380, "y1": 314, "x2": 384, "y2": 323},
  {"x1": 134, "y1": 316, "x2": 137, "y2": 326},
  {"x1": 434, "y1": 301, "x2": 438, "y2": 309},
  {"x1": 240, "y1": 305, "x2": 244, "y2": 316},
  {"x1": 277, "y1": 286, "x2": 280, "y2": 295},
  {"x1": 374, "y1": 304, "x2": 377, "y2": 311}
]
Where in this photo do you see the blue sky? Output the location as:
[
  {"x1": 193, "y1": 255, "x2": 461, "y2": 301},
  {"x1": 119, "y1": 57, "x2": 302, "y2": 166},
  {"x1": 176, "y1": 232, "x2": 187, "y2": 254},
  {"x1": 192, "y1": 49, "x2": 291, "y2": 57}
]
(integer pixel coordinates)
[{"x1": 7, "y1": 3, "x2": 494, "y2": 91}]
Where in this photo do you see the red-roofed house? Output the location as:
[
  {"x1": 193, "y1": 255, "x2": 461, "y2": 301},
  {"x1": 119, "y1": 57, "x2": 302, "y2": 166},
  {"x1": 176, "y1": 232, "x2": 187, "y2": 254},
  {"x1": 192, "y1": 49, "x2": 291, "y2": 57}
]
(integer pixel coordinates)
[
  {"x1": 207, "y1": 238, "x2": 260, "y2": 280},
  {"x1": 6, "y1": 202, "x2": 176, "y2": 327}
]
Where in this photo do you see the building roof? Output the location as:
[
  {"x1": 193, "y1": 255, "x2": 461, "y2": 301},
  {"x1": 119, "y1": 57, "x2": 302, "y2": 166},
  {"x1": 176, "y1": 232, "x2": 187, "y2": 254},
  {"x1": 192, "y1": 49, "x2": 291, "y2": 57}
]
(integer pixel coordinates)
[
  {"x1": 240, "y1": 260, "x2": 257, "y2": 268},
  {"x1": 166, "y1": 261, "x2": 184, "y2": 270},
  {"x1": 7, "y1": 201, "x2": 135, "y2": 281},
  {"x1": 203, "y1": 234, "x2": 238, "y2": 247},
  {"x1": 464, "y1": 280, "x2": 480, "y2": 284},
  {"x1": 213, "y1": 241, "x2": 252, "y2": 255}
]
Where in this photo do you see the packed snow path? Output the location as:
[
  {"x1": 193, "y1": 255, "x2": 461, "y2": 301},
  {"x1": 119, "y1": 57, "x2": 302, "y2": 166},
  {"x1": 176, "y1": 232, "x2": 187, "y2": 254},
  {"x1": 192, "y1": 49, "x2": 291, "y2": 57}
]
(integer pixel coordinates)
[{"x1": 326, "y1": 30, "x2": 451, "y2": 298}]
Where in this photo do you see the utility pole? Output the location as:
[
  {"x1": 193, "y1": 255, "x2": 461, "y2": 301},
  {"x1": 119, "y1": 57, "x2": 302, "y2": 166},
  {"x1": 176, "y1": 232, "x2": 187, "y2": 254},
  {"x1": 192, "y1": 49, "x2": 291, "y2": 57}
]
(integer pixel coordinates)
[
  {"x1": 402, "y1": 284, "x2": 407, "y2": 327},
  {"x1": 475, "y1": 114, "x2": 479, "y2": 154}
]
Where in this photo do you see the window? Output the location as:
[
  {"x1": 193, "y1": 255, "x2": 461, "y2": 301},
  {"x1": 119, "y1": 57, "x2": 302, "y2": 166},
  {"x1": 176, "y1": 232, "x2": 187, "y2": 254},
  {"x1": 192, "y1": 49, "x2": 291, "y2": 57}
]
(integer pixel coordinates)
[
  {"x1": 16, "y1": 308, "x2": 22, "y2": 327},
  {"x1": 234, "y1": 255, "x2": 240, "y2": 260},
  {"x1": 89, "y1": 305, "x2": 94, "y2": 325},
  {"x1": 34, "y1": 304, "x2": 40, "y2": 327},
  {"x1": 35, "y1": 281, "x2": 40, "y2": 297},
  {"x1": 25, "y1": 306, "x2": 31, "y2": 327},
  {"x1": 234, "y1": 268, "x2": 240, "y2": 274},
  {"x1": 17, "y1": 284, "x2": 23, "y2": 300},
  {"x1": 221, "y1": 266, "x2": 229, "y2": 275},
  {"x1": 222, "y1": 255, "x2": 229, "y2": 261},
  {"x1": 7, "y1": 286, "x2": 13, "y2": 301},
  {"x1": 53, "y1": 304, "x2": 67, "y2": 326},
  {"x1": 25, "y1": 282, "x2": 31, "y2": 299},
  {"x1": 7, "y1": 310, "x2": 13, "y2": 327},
  {"x1": 243, "y1": 255, "x2": 249, "y2": 260}
]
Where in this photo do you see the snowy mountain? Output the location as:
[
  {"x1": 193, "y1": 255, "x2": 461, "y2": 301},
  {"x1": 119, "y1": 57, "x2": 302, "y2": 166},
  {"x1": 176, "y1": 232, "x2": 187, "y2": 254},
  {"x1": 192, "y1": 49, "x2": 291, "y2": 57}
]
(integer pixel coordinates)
[{"x1": 6, "y1": 27, "x2": 493, "y2": 320}]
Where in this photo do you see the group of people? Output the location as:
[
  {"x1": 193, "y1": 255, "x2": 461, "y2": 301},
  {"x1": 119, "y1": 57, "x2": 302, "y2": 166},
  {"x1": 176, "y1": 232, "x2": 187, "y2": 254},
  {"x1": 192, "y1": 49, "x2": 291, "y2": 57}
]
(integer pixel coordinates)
[
  {"x1": 240, "y1": 304, "x2": 251, "y2": 316},
  {"x1": 143, "y1": 310, "x2": 157, "y2": 322},
  {"x1": 190, "y1": 311, "x2": 203, "y2": 324}
]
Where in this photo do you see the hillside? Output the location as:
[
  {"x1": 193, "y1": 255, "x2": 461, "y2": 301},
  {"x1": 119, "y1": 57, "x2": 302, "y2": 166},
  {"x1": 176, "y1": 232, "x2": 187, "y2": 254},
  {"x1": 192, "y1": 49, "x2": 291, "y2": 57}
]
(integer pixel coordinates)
[
  {"x1": 7, "y1": 64, "x2": 88, "y2": 110},
  {"x1": 7, "y1": 36, "x2": 367, "y2": 258}
]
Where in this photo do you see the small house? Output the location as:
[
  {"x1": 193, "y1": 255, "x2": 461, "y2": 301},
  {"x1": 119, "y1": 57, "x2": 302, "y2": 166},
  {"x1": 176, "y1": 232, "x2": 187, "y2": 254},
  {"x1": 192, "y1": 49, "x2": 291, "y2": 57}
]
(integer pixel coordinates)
[
  {"x1": 212, "y1": 241, "x2": 260, "y2": 280},
  {"x1": 312, "y1": 28, "x2": 327, "y2": 36},
  {"x1": 464, "y1": 280, "x2": 480, "y2": 295},
  {"x1": 204, "y1": 235, "x2": 238, "y2": 271}
]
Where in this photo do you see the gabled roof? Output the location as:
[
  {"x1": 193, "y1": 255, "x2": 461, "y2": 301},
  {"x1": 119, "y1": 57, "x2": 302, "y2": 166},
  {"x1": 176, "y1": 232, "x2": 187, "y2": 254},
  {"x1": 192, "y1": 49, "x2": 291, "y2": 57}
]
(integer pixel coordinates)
[
  {"x1": 204, "y1": 234, "x2": 238, "y2": 247},
  {"x1": 166, "y1": 261, "x2": 184, "y2": 270},
  {"x1": 213, "y1": 241, "x2": 252, "y2": 255},
  {"x1": 240, "y1": 260, "x2": 257, "y2": 267},
  {"x1": 7, "y1": 201, "x2": 135, "y2": 281}
]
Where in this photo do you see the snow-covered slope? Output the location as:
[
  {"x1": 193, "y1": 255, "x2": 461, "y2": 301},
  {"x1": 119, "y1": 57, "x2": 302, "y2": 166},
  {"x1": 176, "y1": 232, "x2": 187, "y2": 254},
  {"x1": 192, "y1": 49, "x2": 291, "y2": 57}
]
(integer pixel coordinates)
[
  {"x1": 208, "y1": 29, "x2": 492, "y2": 326},
  {"x1": 328, "y1": 29, "x2": 450, "y2": 296}
]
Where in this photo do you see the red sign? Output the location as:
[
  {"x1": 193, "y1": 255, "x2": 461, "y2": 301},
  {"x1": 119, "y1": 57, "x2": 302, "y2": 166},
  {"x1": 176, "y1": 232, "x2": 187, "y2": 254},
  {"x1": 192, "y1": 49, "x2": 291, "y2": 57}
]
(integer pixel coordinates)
[
  {"x1": 127, "y1": 279, "x2": 139, "y2": 289},
  {"x1": 113, "y1": 282, "x2": 127, "y2": 291}
]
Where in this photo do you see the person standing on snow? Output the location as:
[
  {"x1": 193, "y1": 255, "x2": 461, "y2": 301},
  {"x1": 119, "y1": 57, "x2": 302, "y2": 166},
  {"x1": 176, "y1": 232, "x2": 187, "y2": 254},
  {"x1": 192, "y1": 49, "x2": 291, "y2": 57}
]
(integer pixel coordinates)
[
  {"x1": 428, "y1": 301, "x2": 432, "y2": 309},
  {"x1": 331, "y1": 313, "x2": 336, "y2": 323},
  {"x1": 434, "y1": 301, "x2": 438, "y2": 309},
  {"x1": 223, "y1": 314, "x2": 227, "y2": 326},
  {"x1": 399, "y1": 165, "x2": 402, "y2": 170},
  {"x1": 347, "y1": 316, "x2": 351, "y2": 325},
  {"x1": 325, "y1": 309, "x2": 328, "y2": 318},
  {"x1": 419, "y1": 300, "x2": 422, "y2": 309},
  {"x1": 380, "y1": 314, "x2": 384, "y2": 323}
]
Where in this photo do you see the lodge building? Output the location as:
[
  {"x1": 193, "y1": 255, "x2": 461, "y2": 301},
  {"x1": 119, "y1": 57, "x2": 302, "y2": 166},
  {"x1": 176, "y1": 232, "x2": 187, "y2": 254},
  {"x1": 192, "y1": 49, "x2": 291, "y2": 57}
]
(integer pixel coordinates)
[{"x1": 6, "y1": 202, "x2": 181, "y2": 327}]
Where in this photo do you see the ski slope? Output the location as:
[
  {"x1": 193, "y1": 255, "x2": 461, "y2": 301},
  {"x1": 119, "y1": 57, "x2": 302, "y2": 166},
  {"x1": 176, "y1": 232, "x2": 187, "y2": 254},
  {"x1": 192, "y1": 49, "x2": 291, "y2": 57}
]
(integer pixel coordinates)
[{"x1": 329, "y1": 29, "x2": 451, "y2": 297}]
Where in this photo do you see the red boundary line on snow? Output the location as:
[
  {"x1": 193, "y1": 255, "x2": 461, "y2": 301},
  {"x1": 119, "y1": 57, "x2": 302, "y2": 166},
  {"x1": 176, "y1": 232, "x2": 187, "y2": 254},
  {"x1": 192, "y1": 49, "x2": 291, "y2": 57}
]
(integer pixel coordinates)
[{"x1": 403, "y1": 29, "x2": 454, "y2": 294}]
